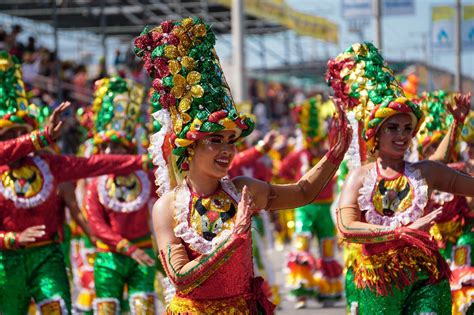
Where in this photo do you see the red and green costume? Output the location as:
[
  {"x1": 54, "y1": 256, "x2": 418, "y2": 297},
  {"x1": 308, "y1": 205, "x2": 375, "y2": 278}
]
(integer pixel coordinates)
[
  {"x1": 85, "y1": 76, "x2": 160, "y2": 314},
  {"x1": 0, "y1": 143, "x2": 147, "y2": 314}
]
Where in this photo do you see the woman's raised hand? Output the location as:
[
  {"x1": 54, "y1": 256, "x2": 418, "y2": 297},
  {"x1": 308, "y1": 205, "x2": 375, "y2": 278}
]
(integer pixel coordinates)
[
  {"x1": 326, "y1": 97, "x2": 352, "y2": 164},
  {"x1": 233, "y1": 186, "x2": 254, "y2": 235},
  {"x1": 46, "y1": 101, "x2": 71, "y2": 140},
  {"x1": 448, "y1": 92, "x2": 471, "y2": 123}
]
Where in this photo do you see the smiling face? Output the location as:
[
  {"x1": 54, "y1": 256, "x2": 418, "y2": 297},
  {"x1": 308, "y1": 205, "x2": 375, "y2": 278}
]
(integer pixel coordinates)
[
  {"x1": 377, "y1": 113, "x2": 415, "y2": 159},
  {"x1": 190, "y1": 130, "x2": 238, "y2": 179}
]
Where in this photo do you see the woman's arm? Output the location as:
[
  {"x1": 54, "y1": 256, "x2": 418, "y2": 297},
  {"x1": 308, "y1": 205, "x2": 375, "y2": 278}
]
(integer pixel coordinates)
[
  {"x1": 423, "y1": 160, "x2": 474, "y2": 197},
  {"x1": 153, "y1": 186, "x2": 253, "y2": 293},
  {"x1": 234, "y1": 154, "x2": 340, "y2": 210}
]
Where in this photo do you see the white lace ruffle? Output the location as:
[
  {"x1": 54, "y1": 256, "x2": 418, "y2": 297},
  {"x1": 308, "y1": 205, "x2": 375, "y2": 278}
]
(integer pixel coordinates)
[
  {"x1": 149, "y1": 110, "x2": 172, "y2": 197},
  {"x1": 97, "y1": 170, "x2": 151, "y2": 213},
  {"x1": 0, "y1": 156, "x2": 54, "y2": 208},
  {"x1": 358, "y1": 163, "x2": 428, "y2": 228},
  {"x1": 173, "y1": 178, "x2": 240, "y2": 255},
  {"x1": 345, "y1": 111, "x2": 362, "y2": 170}
]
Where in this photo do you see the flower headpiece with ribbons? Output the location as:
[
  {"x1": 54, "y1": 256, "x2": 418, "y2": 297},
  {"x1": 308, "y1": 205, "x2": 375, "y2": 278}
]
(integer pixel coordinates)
[
  {"x1": 91, "y1": 76, "x2": 144, "y2": 151},
  {"x1": 290, "y1": 95, "x2": 334, "y2": 148},
  {"x1": 134, "y1": 17, "x2": 254, "y2": 195},
  {"x1": 326, "y1": 42, "x2": 424, "y2": 152},
  {"x1": 0, "y1": 51, "x2": 42, "y2": 134},
  {"x1": 415, "y1": 90, "x2": 454, "y2": 156}
]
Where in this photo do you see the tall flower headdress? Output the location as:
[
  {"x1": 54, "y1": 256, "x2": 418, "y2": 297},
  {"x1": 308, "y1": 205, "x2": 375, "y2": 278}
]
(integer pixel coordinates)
[
  {"x1": 415, "y1": 90, "x2": 454, "y2": 156},
  {"x1": 134, "y1": 17, "x2": 254, "y2": 196},
  {"x1": 326, "y1": 42, "x2": 424, "y2": 161},
  {"x1": 91, "y1": 76, "x2": 144, "y2": 152},
  {"x1": 0, "y1": 51, "x2": 41, "y2": 134},
  {"x1": 290, "y1": 95, "x2": 334, "y2": 148}
]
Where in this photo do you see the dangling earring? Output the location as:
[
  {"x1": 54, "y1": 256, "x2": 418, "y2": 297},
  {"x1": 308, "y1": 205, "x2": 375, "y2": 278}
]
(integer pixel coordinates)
[
  {"x1": 187, "y1": 148, "x2": 195, "y2": 162},
  {"x1": 371, "y1": 137, "x2": 379, "y2": 155}
]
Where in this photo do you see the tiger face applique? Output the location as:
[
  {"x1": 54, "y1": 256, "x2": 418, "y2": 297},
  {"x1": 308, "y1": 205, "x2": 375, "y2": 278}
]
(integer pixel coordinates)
[
  {"x1": 0, "y1": 156, "x2": 54, "y2": 208},
  {"x1": 373, "y1": 177, "x2": 413, "y2": 217},
  {"x1": 190, "y1": 190, "x2": 237, "y2": 241},
  {"x1": 98, "y1": 170, "x2": 151, "y2": 213},
  {"x1": 360, "y1": 164, "x2": 428, "y2": 227}
]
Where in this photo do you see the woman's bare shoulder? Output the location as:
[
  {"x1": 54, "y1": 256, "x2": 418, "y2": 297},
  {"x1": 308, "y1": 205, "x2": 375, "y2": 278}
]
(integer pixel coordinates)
[
  {"x1": 348, "y1": 162, "x2": 374, "y2": 182},
  {"x1": 153, "y1": 190, "x2": 176, "y2": 219}
]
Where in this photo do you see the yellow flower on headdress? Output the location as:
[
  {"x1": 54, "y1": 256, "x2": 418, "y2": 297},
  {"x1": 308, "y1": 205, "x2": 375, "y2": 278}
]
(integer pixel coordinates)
[
  {"x1": 172, "y1": 17, "x2": 207, "y2": 50},
  {"x1": 171, "y1": 71, "x2": 204, "y2": 114}
]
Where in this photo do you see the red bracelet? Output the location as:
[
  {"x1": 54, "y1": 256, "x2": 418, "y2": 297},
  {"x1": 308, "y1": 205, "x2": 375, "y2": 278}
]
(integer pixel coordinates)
[
  {"x1": 43, "y1": 126, "x2": 54, "y2": 145},
  {"x1": 14, "y1": 232, "x2": 22, "y2": 249}
]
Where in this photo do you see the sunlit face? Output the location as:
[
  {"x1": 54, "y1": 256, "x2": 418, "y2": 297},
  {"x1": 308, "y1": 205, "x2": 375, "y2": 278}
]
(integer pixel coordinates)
[
  {"x1": 190, "y1": 130, "x2": 238, "y2": 179},
  {"x1": 377, "y1": 114, "x2": 415, "y2": 159},
  {"x1": 0, "y1": 126, "x2": 30, "y2": 141}
]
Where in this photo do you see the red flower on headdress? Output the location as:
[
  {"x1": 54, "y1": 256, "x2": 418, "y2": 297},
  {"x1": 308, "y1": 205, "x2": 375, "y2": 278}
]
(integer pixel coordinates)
[
  {"x1": 143, "y1": 54, "x2": 154, "y2": 74},
  {"x1": 161, "y1": 21, "x2": 174, "y2": 33},
  {"x1": 154, "y1": 57, "x2": 170, "y2": 78},
  {"x1": 152, "y1": 78, "x2": 164, "y2": 92},
  {"x1": 134, "y1": 34, "x2": 154, "y2": 52},
  {"x1": 160, "y1": 94, "x2": 176, "y2": 109}
]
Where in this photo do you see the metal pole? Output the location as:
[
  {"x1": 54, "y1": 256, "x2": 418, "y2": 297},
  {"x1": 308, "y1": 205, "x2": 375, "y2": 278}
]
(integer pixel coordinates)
[
  {"x1": 231, "y1": 0, "x2": 247, "y2": 102},
  {"x1": 284, "y1": 31, "x2": 290, "y2": 65},
  {"x1": 52, "y1": 0, "x2": 63, "y2": 101},
  {"x1": 373, "y1": 0, "x2": 382, "y2": 50},
  {"x1": 454, "y1": 0, "x2": 462, "y2": 92},
  {"x1": 100, "y1": 0, "x2": 107, "y2": 72}
]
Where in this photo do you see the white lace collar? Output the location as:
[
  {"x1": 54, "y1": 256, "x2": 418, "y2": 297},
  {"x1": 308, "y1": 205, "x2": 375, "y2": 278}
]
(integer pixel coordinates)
[
  {"x1": 173, "y1": 178, "x2": 240, "y2": 255},
  {"x1": 358, "y1": 162, "x2": 428, "y2": 228},
  {"x1": 0, "y1": 156, "x2": 54, "y2": 209},
  {"x1": 97, "y1": 170, "x2": 151, "y2": 213}
]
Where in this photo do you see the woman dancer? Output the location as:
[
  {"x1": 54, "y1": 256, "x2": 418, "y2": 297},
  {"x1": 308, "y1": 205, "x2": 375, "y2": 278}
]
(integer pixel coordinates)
[
  {"x1": 327, "y1": 42, "x2": 474, "y2": 314},
  {"x1": 134, "y1": 17, "x2": 351, "y2": 314}
]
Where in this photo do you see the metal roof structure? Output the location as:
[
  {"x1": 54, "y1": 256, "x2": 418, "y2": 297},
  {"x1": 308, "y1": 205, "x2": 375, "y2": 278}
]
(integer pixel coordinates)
[{"x1": 0, "y1": 0, "x2": 286, "y2": 38}]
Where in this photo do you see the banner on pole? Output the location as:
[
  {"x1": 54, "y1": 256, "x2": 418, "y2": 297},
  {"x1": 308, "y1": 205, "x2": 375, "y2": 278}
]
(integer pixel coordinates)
[
  {"x1": 213, "y1": 0, "x2": 339, "y2": 43},
  {"x1": 341, "y1": 0, "x2": 372, "y2": 18},
  {"x1": 382, "y1": 0, "x2": 414, "y2": 16},
  {"x1": 431, "y1": 6, "x2": 455, "y2": 50},
  {"x1": 462, "y1": 4, "x2": 474, "y2": 50}
]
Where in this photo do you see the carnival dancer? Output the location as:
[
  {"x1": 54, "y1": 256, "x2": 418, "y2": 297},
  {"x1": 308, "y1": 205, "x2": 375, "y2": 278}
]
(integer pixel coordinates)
[
  {"x1": 85, "y1": 76, "x2": 159, "y2": 314},
  {"x1": 450, "y1": 111, "x2": 474, "y2": 315},
  {"x1": 415, "y1": 91, "x2": 471, "y2": 260},
  {"x1": 0, "y1": 52, "x2": 152, "y2": 315},
  {"x1": 280, "y1": 96, "x2": 343, "y2": 308},
  {"x1": 327, "y1": 42, "x2": 474, "y2": 314},
  {"x1": 134, "y1": 17, "x2": 352, "y2": 314}
]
